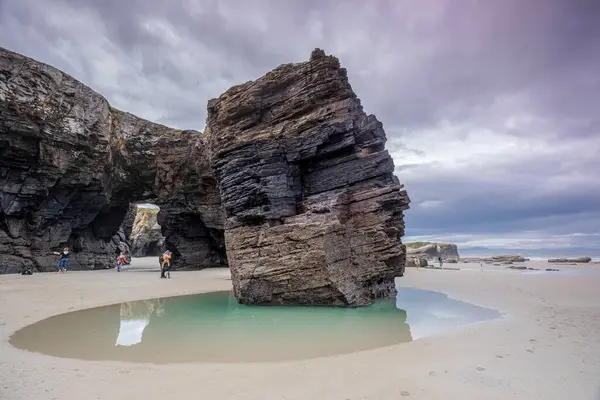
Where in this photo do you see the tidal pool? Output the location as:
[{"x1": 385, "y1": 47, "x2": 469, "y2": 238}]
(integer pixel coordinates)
[{"x1": 10, "y1": 289, "x2": 501, "y2": 364}]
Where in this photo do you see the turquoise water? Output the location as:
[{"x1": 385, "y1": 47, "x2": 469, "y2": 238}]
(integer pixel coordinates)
[{"x1": 10, "y1": 289, "x2": 501, "y2": 364}]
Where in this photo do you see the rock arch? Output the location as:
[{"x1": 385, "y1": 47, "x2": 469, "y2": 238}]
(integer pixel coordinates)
[
  {"x1": 1, "y1": 47, "x2": 410, "y2": 306},
  {"x1": 0, "y1": 47, "x2": 224, "y2": 272}
]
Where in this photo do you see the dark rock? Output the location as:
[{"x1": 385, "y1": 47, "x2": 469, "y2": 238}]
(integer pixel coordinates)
[
  {"x1": 548, "y1": 257, "x2": 591, "y2": 263},
  {"x1": 546, "y1": 268, "x2": 559, "y2": 272},
  {"x1": 120, "y1": 203, "x2": 137, "y2": 241},
  {"x1": 205, "y1": 49, "x2": 410, "y2": 306},
  {"x1": 0, "y1": 47, "x2": 224, "y2": 273},
  {"x1": 1, "y1": 47, "x2": 411, "y2": 308}
]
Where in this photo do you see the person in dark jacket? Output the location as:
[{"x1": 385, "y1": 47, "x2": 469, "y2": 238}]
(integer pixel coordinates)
[{"x1": 53, "y1": 247, "x2": 70, "y2": 273}]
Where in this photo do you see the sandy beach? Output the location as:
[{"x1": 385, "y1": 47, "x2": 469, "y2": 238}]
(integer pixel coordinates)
[{"x1": 2, "y1": 259, "x2": 600, "y2": 400}]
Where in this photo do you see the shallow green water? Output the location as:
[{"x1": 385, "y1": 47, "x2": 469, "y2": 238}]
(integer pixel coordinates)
[{"x1": 10, "y1": 289, "x2": 501, "y2": 364}]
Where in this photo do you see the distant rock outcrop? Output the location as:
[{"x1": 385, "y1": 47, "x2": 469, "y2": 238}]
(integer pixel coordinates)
[
  {"x1": 405, "y1": 242, "x2": 459, "y2": 262},
  {"x1": 130, "y1": 207, "x2": 165, "y2": 257},
  {"x1": 548, "y1": 257, "x2": 591, "y2": 263},
  {"x1": 462, "y1": 255, "x2": 526, "y2": 263},
  {"x1": 205, "y1": 48, "x2": 410, "y2": 306},
  {"x1": 406, "y1": 257, "x2": 428, "y2": 268}
]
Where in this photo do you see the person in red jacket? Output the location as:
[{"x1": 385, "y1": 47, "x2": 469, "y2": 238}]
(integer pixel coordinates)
[{"x1": 115, "y1": 251, "x2": 127, "y2": 272}]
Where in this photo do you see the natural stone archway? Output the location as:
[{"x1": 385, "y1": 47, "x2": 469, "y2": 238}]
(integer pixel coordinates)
[
  {"x1": 1, "y1": 47, "x2": 410, "y2": 307},
  {"x1": 0, "y1": 47, "x2": 224, "y2": 273}
]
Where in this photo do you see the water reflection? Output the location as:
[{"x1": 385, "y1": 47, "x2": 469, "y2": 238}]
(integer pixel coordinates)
[
  {"x1": 10, "y1": 289, "x2": 501, "y2": 364},
  {"x1": 116, "y1": 299, "x2": 165, "y2": 346},
  {"x1": 397, "y1": 288, "x2": 501, "y2": 339}
]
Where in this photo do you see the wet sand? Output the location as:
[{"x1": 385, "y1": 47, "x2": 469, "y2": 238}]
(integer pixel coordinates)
[{"x1": 2, "y1": 259, "x2": 600, "y2": 400}]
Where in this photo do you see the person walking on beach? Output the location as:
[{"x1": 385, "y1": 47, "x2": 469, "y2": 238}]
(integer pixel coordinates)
[
  {"x1": 53, "y1": 247, "x2": 70, "y2": 273},
  {"x1": 115, "y1": 251, "x2": 127, "y2": 272},
  {"x1": 438, "y1": 256, "x2": 444, "y2": 268},
  {"x1": 160, "y1": 250, "x2": 172, "y2": 279},
  {"x1": 414, "y1": 256, "x2": 420, "y2": 271}
]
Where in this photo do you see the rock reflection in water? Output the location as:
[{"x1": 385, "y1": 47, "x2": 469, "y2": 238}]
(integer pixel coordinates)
[
  {"x1": 116, "y1": 299, "x2": 165, "y2": 346},
  {"x1": 10, "y1": 289, "x2": 501, "y2": 364}
]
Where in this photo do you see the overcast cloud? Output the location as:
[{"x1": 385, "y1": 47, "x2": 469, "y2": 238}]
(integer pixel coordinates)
[{"x1": 1, "y1": 0, "x2": 599, "y2": 256}]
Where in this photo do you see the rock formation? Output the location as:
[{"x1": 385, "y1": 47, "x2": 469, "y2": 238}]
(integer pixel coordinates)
[
  {"x1": 130, "y1": 206, "x2": 165, "y2": 257},
  {"x1": 205, "y1": 49, "x2": 410, "y2": 306},
  {"x1": 120, "y1": 203, "x2": 137, "y2": 241},
  {"x1": 405, "y1": 257, "x2": 428, "y2": 268},
  {"x1": 405, "y1": 242, "x2": 459, "y2": 263},
  {"x1": 548, "y1": 257, "x2": 591, "y2": 263},
  {"x1": 462, "y1": 255, "x2": 526, "y2": 263},
  {"x1": 0, "y1": 47, "x2": 224, "y2": 273},
  {"x1": 1, "y1": 47, "x2": 410, "y2": 307}
]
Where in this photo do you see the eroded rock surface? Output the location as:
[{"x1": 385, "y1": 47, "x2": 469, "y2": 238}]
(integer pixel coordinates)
[
  {"x1": 406, "y1": 242, "x2": 459, "y2": 263},
  {"x1": 1, "y1": 47, "x2": 410, "y2": 307},
  {"x1": 205, "y1": 49, "x2": 410, "y2": 306},
  {"x1": 130, "y1": 206, "x2": 165, "y2": 257},
  {"x1": 0, "y1": 47, "x2": 224, "y2": 273}
]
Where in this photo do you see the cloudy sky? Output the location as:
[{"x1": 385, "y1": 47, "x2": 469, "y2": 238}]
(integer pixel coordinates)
[{"x1": 1, "y1": 0, "x2": 599, "y2": 257}]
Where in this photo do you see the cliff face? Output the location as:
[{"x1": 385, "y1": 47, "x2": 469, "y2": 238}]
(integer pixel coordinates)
[
  {"x1": 0, "y1": 47, "x2": 224, "y2": 273},
  {"x1": 130, "y1": 207, "x2": 165, "y2": 257},
  {"x1": 405, "y1": 242, "x2": 460, "y2": 262},
  {"x1": 1, "y1": 47, "x2": 410, "y2": 307},
  {"x1": 206, "y1": 49, "x2": 410, "y2": 306}
]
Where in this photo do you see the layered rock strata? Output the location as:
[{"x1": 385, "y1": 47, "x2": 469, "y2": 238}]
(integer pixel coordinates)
[
  {"x1": 0, "y1": 47, "x2": 224, "y2": 273},
  {"x1": 205, "y1": 49, "x2": 410, "y2": 306},
  {"x1": 1, "y1": 47, "x2": 410, "y2": 307}
]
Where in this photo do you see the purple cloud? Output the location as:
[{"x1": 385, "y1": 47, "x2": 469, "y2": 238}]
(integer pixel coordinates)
[{"x1": 1, "y1": 0, "x2": 598, "y2": 255}]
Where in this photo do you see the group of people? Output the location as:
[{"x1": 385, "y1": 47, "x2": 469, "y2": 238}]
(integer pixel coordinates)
[{"x1": 53, "y1": 247, "x2": 173, "y2": 279}]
